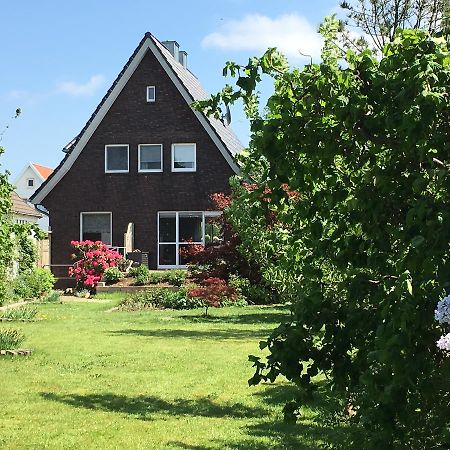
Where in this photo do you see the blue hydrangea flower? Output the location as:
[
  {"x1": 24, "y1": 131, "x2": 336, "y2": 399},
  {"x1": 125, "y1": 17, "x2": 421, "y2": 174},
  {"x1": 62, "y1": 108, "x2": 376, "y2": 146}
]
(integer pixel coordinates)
[
  {"x1": 435, "y1": 295, "x2": 450, "y2": 324},
  {"x1": 436, "y1": 333, "x2": 450, "y2": 352}
]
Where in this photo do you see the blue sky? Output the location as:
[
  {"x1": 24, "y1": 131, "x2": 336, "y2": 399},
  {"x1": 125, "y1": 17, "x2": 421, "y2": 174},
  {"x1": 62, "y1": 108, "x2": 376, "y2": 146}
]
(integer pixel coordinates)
[{"x1": 1, "y1": 0, "x2": 339, "y2": 180}]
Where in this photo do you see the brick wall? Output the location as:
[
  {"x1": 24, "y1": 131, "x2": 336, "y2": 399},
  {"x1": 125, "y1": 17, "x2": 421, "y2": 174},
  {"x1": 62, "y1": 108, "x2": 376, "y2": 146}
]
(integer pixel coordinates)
[{"x1": 43, "y1": 49, "x2": 235, "y2": 269}]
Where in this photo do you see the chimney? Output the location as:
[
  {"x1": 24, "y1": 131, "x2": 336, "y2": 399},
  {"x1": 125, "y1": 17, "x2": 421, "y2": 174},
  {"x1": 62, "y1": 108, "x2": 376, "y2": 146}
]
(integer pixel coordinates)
[
  {"x1": 162, "y1": 40, "x2": 179, "y2": 62},
  {"x1": 179, "y1": 50, "x2": 188, "y2": 69}
]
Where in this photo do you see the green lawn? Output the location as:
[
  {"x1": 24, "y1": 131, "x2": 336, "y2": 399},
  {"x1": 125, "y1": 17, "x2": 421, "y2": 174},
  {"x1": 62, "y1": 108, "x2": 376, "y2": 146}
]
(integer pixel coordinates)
[{"x1": 0, "y1": 299, "x2": 346, "y2": 449}]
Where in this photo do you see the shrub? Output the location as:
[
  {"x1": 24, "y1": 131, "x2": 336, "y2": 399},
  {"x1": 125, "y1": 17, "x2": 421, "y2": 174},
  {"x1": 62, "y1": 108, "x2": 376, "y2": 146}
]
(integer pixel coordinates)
[
  {"x1": 69, "y1": 240, "x2": 122, "y2": 291},
  {"x1": 0, "y1": 328, "x2": 25, "y2": 349},
  {"x1": 188, "y1": 278, "x2": 238, "y2": 315},
  {"x1": 1, "y1": 306, "x2": 37, "y2": 321},
  {"x1": 40, "y1": 290, "x2": 61, "y2": 303},
  {"x1": 13, "y1": 268, "x2": 55, "y2": 299},
  {"x1": 147, "y1": 271, "x2": 164, "y2": 284},
  {"x1": 118, "y1": 288, "x2": 204, "y2": 311},
  {"x1": 103, "y1": 267, "x2": 123, "y2": 284},
  {"x1": 132, "y1": 265, "x2": 150, "y2": 286},
  {"x1": 164, "y1": 269, "x2": 187, "y2": 287}
]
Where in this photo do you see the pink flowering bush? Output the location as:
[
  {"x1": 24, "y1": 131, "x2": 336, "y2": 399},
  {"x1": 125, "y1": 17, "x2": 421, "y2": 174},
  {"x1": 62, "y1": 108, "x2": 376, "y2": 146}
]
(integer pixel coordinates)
[{"x1": 68, "y1": 240, "x2": 122, "y2": 291}]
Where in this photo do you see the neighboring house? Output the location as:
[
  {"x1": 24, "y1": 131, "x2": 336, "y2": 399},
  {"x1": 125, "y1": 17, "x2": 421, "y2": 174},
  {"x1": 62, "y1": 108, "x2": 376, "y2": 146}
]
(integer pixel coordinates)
[
  {"x1": 31, "y1": 33, "x2": 242, "y2": 277},
  {"x1": 11, "y1": 191, "x2": 42, "y2": 225},
  {"x1": 14, "y1": 162, "x2": 53, "y2": 230}
]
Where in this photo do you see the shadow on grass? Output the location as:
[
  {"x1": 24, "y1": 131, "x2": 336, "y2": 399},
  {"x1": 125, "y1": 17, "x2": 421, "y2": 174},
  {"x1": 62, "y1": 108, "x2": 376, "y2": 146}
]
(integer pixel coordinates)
[
  {"x1": 167, "y1": 384, "x2": 353, "y2": 450},
  {"x1": 108, "y1": 328, "x2": 270, "y2": 340},
  {"x1": 180, "y1": 310, "x2": 290, "y2": 325},
  {"x1": 40, "y1": 392, "x2": 266, "y2": 421}
]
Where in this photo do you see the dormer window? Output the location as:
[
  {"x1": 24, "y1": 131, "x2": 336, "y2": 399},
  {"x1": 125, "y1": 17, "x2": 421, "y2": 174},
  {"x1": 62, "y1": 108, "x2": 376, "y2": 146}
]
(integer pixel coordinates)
[{"x1": 147, "y1": 86, "x2": 156, "y2": 102}]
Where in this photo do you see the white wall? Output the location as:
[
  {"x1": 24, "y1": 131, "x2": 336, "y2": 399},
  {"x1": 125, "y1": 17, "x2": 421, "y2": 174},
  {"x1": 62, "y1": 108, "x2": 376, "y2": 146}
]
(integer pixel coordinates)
[{"x1": 14, "y1": 166, "x2": 41, "y2": 200}]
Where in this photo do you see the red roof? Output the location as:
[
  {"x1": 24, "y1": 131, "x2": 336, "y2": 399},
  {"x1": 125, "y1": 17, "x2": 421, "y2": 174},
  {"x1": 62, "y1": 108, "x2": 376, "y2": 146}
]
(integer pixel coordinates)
[{"x1": 32, "y1": 163, "x2": 53, "y2": 180}]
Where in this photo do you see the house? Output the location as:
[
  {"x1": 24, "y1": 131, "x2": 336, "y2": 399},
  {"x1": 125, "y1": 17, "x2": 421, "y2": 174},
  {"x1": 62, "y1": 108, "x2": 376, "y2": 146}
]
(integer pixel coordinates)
[
  {"x1": 14, "y1": 162, "x2": 54, "y2": 230},
  {"x1": 31, "y1": 33, "x2": 242, "y2": 279},
  {"x1": 11, "y1": 191, "x2": 42, "y2": 225}
]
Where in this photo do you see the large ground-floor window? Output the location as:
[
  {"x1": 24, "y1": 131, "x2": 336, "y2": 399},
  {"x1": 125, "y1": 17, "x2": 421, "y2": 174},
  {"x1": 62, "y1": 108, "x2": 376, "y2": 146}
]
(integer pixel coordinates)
[
  {"x1": 80, "y1": 212, "x2": 112, "y2": 245},
  {"x1": 157, "y1": 211, "x2": 221, "y2": 268}
]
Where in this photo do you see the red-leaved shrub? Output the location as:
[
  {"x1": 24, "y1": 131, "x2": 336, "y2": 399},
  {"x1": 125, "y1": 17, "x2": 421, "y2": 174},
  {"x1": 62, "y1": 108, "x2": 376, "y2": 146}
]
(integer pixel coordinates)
[{"x1": 188, "y1": 277, "x2": 238, "y2": 315}]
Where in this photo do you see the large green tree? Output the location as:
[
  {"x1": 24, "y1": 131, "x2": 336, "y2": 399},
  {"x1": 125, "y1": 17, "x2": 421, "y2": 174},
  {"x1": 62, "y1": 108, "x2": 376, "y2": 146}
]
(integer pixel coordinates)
[{"x1": 198, "y1": 19, "x2": 450, "y2": 448}]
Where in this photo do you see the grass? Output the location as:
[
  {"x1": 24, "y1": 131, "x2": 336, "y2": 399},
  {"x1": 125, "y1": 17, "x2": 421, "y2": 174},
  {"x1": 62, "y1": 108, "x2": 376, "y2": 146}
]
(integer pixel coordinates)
[
  {"x1": 0, "y1": 305, "x2": 38, "y2": 321},
  {"x1": 0, "y1": 299, "x2": 349, "y2": 449}
]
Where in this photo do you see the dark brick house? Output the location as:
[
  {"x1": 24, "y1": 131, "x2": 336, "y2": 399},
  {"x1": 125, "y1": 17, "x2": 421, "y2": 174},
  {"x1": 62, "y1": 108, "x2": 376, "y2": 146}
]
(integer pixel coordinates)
[{"x1": 31, "y1": 33, "x2": 242, "y2": 274}]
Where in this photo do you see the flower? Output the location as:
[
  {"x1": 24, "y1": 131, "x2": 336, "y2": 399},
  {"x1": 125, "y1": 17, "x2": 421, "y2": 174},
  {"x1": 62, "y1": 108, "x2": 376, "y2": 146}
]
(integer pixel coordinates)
[
  {"x1": 436, "y1": 333, "x2": 450, "y2": 352},
  {"x1": 435, "y1": 295, "x2": 450, "y2": 324}
]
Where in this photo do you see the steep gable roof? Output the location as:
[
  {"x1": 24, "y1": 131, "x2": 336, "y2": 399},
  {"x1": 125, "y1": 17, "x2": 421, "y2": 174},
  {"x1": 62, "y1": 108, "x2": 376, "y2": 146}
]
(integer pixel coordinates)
[
  {"x1": 31, "y1": 33, "x2": 242, "y2": 205},
  {"x1": 32, "y1": 163, "x2": 53, "y2": 180},
  {"x1": 11, "y1": 191, "x2": 42, "y2": 218}
]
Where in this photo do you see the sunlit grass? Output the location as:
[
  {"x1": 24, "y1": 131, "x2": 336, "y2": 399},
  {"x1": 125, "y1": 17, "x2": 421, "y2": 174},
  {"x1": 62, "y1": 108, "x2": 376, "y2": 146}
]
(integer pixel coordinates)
[{"x1": 0, "y1": 300, "x2": 349, "y2": 449}]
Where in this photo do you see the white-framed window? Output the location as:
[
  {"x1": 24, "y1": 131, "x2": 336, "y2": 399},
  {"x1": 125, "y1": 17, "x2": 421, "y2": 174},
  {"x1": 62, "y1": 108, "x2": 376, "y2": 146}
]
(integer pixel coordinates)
[
  {"x1": 172, "y1": 143, "x2": 196, "y2": 172},
  {"x1": 80, "y1": 212, "x2": 112, "y2": 245},
  {"x1": 27, "y1": 178, "x2": 34, "y2": 188},
  {"x1": 138, "y1": 144, "x2": 163, "y2": 172},
  {"x1": 105, "y1": 144, "x2": 129, "y2": 173},
  {"x1": 157, "y1": 211, "x2": 221, "y2": 268},
  {"x1": 146, "y1": 86, "x2": 156, "y2": 102}
]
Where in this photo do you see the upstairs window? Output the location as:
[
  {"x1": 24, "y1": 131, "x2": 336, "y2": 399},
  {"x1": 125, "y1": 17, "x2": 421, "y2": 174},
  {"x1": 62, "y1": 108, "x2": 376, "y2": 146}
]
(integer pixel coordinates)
[
  {"x1": 105, "y1": 145, "x2": 129, "y2": 173},
  {"x1": 172, "y1": 143, "x2": 196, "y2": 172},
  {"x1": 147, "y1": 86, "x2": 156, "y2": 102},
  {"x1": 139, "y1": 144, "x2": 163, "y2": 172},
  {"x1": 27, "y1": 178, "x2": 34, "y2": 187}
]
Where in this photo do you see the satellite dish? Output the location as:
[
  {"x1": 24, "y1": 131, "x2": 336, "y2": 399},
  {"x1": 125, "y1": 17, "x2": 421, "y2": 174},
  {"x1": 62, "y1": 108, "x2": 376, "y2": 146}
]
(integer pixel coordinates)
[{"x1": 221, "y1": 104, "x2": 231, "y2": 126}]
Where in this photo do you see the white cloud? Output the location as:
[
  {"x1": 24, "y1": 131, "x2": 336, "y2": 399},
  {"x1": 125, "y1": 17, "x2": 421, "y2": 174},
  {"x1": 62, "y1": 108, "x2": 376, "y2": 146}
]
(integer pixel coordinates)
[
  {"x1": 202, "y1": 13, "x2": 323, "y2": 61},
  {"x1": 58, "y1": 74, "x2": 106, "y2": 96}
]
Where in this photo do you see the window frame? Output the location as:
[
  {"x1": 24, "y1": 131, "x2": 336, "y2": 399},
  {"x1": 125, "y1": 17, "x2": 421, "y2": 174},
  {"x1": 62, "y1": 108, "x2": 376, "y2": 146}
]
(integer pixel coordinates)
[
  {"x1": 171, "y1": 143, "x2": 196, "y2": 173},
  {"x1": 79, "y1": 212, "x2": 112, "y2": 246},
  {"x1": 27, "y1": 178, "x2": 35, "y2": 188},
  {"x1": 146, "y1": 86, "x2": 156, "y2": 102},
  {"x1": 138, "y1": 144, "x2": 163, "y2": 173},
  {"x1": 157, "y1": 211, "x2": 221, "y2": 269},
  {"x1": 105, "y1": 144, "x2": 129, "y2": 174}
]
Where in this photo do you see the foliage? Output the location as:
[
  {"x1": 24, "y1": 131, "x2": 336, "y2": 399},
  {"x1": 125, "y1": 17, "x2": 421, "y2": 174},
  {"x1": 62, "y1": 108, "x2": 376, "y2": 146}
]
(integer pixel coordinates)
[
  {"x1": 102, "y1": 267, "x2": 123, "y2": 285},
  {"x1": 13, "y1": 268, "x2": 55, "y2": 299},
  {"x1": 0, "y1": 305, "x2": 38, "y2": 321},
  {"x1": 0, "y1": 146, "x2": 14, "y2": 305},
  {"x1": 40, "y1": 290, "x2": 61, "y2": 303},
  {"x1": 118, "y1": 287, "x2": 204, "y2": 311},
  {"x1": 228, "y1": 274, "x2": 278, "y2": 305},
  {"x1": 198, "y1": 23, "x2": 450, "y2": 448},
  {"x1": 188, "y1": 278, "x2": 238, "y2": 315},
  {"x1": 14, "y1": 223, "x2": 46, "y2": 274},
  {"x1": 145, "y1": 269, "x2": 187, "y2": 286},
  {"x1": 69, "y1": 240, "x2": 122, "y2": 291},
  {"x1": 340, "y1": 0, "x2": 449, "y2": 51},
  {"x1": 131, "y1": 264, "x2": 150, "y2": 286},
  {"x1": 0, "y1": 328, "x2": 25, "y2": 349}
]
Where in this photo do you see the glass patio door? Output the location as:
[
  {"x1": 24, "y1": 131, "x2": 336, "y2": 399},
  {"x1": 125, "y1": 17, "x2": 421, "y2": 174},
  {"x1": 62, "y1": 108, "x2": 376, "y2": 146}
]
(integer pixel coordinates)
[{"x1": 157, "y1": 212, "x2": 204, "y2": 268}]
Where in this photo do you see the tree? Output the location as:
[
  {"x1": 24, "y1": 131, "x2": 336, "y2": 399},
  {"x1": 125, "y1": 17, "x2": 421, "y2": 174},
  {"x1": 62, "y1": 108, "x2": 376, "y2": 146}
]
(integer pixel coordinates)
[
  {"x1": 340, "y1": 0, "x2": 449, "y2": 51},
  {"x1": 0, "y1": 145, "x2": 14, "y2": 303},
  {"x1": 196, "y1": 18, "x2": 450, "y2": 448}
]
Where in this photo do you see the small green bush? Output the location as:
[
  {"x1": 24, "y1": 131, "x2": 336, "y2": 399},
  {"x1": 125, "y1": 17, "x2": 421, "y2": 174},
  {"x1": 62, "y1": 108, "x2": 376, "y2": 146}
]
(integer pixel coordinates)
[
  {"x1": 1, "y1": 306, "x2": 38, "y2": 321},
  {"x1": 132, "y1": 265, "x2": 150, "y2": 286},
  {"x1": 228, "y1": 275, "x2": 276, "y2": 305},
  {"x1": 147, "y1": 272, "x2": 164, "y2": 284},
  {"x1": 103, "y1": 267, "x2": 123, "y2": 284},
  {"x1": 118, "y1": 288, "x2": 204, "y2": 311},
  {"x1": 13, "y1": 268, "x2": 55, "y2": 300},
  {"x1": 164, "y1": 269, "x2": 187, "y2": 287},
  {"x1": 0, "y1": 328, "x2": 25, "y2": 349},
  {"x1": 145, "y1": 270, "x2": 187, "y2": 286},
  {"x1": 0, "y1": 279, "x2": 13, "y2": 306},
  {"x1": 40, "y1": 290, "x2": 61, "y2": 303}
]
